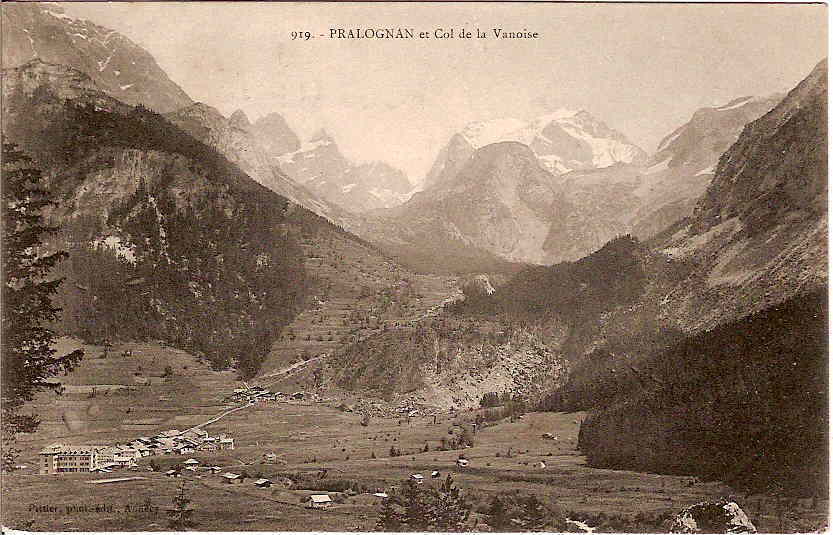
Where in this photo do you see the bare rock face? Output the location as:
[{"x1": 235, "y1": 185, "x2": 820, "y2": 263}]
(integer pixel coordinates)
[{"x1": 670, "y1": 500, "x2": 756, "y2": 534}]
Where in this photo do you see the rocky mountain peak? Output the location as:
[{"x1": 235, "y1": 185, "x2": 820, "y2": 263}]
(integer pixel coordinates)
[
  {"x1": 251, "y1": 112, "x2": 301, "y2": 156},
  {"x1": 229, "y1": 109, "x2": 251, "y2": 130},
  {"x1": 2, "y1": 2, "x2": 192, "y2": 113}
]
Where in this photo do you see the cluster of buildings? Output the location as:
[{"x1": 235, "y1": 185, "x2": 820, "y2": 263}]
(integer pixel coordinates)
[
  {"x1": 225, "y1": 385, "x2": 305, "y2": 404},
  {"x1": 38, "y1": 428, "x2": 234, "y2": 475}
]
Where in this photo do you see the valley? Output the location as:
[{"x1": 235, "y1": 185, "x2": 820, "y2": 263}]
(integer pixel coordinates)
[{"x1": 6, "y1": 338, "x2": 827, "y2": 532}]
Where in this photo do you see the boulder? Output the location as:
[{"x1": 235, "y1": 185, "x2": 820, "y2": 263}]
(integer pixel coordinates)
[{"x1": 670, "y1": 500, "x2": 756, "y2": 533}]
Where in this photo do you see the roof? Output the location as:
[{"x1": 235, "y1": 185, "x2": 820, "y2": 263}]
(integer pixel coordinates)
[
  {"x1": 39, "y1": 444, "x2": 103, "y2": 455},
  {"x1": 184, "y1": 459, "x2": 200, "y2": 464},
  {"x1": 410, "y1": 473, "x2": 424, "y2": 479},
  {"x1": 253, "y1": 478, "x2": 272, "y2": 485},
  {"x1": 373, "y1": 492, "x2": 389, "y2": 498},
  {"x1": 309, "y1": 494, "x2": 332, "y2": 503},
  {"x1": 222, "y1": 473, "x2": 241, "y2": 479}
]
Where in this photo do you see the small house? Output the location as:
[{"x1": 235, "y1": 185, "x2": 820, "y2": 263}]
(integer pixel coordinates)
[
  {"x1": 208, "y1": 466, "x2": 222, "y2": 474},
  {"x1": 431, "y1": 470, "x2": 441, "y2": 478},
  {"x1": 373, "y1": 492, "x2": 389, "y2": 499},
  {"x1": 165, "y1": 469, "x2": 181, "y2": 478},
  {"x1": 306, "y1": 494, "x2": 332, "y2": 509},
  {"x1": 183, "y1": 458, "x2": 200, "y2": 466},
  {"x1": 410, "y1": 474, "x2": 424, "y2": 484},
  {"x1": 253, "y1": 478, "x2": 272, "y2": 488},
  {"x1": 222, "y1": 472, "x2": 241, "y2": 484},
  {"x1": 263, "y1": 453, "x2": 278, "y2": 464},
  {"x1": 456, "y1": 459, "x2": 470, "y2": 468}
]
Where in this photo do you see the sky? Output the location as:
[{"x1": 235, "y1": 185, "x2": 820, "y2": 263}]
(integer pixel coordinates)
[{"x1": 63, "y1": 2, "x2": 827, "y2": 185}]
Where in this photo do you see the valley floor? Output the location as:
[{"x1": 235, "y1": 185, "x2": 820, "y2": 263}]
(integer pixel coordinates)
[{"x1": 3, "y1": 340, "x2": 827, "y2": 532}]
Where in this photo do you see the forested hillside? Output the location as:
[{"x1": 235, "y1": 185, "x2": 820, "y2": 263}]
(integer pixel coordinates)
[
  {"x1": 578, "y1": 289, "x2": 827, "y2": 495},
  {"x1": 1, "y1": 61, "x2": 362, "y2": 377}
]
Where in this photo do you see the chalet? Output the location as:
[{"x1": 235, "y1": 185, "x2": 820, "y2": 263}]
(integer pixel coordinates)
[
  {"x1": 182, "y1": 428, "x2": 209, "y2": 441},
  {"x1": 222, "y1": 472, "x2": 241, "y2": 484},
  {"x1": 306, "y1": 494, "x2": 332, "y2": 509},
  {"x1": 173, "y1": 445, "x2": 195, "y2": 455},
  {"x1": 253, "y1": 478, "x2": 273, "y2": 488},
  {"x1": 198, "y1": 442, "x2": 219, "y2": 453},
  {"x1": 39, "y1": 445, "x2": 104, "y2": 474}
]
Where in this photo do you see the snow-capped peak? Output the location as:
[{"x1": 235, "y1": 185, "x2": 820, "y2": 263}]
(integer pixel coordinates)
[{"x1": 459, "y1": 118, "x2": 527, "y2": 148}]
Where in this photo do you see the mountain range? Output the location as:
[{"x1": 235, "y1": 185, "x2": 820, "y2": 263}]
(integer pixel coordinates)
[{"x1": 1, "y1": 1, "x2": 827, "y2": 495}]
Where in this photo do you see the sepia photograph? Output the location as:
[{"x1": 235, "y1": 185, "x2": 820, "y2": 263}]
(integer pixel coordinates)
[{"x1": 0, "y1": 1, "x2": 828, "y2": 532}]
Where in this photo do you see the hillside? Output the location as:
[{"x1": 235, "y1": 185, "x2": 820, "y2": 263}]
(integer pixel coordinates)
[
  {"x1": 559, "y1": 59, "x2": 828, "y2": 493},
  {"x1": 327, "y1": 236, "x2": 648, "y2": 408},
  {"x1": 579, "y1": 289, "x2": 827, "y2": 495}
]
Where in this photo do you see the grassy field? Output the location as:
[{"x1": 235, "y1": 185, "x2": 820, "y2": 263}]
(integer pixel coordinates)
[{"x1": 3, "y1": 340, "x2": 827, "y2": 532}]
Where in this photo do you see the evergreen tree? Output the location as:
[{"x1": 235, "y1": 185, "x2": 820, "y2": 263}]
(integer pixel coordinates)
[
  {"x1": 166, "y1": 483, "x2": 195, "y2": 529},
  {"x1": 519, "y1": 494, "x2": 548, "y2": 531},
  {"x1": 376, "y1": 497, "x2": 403, "y2": 531},
  {"x1": 399, "y1": 480, "x2": 434, "y2": 531},
  {"x1": 1, "y1": 143, "x2": 83, "y2": 469},
  {"x1": 487, "y1": 495, "x2": 509, "y2": 531},
  {"x1": 434, "y1": 475, "x2": 470, "y2": 532}
]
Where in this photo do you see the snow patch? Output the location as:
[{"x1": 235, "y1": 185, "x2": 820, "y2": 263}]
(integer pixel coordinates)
[
  {"x1": 460, "y1": 117, "x2": 526, "y2": 148},
  {"x1": 119, "y1": 84, "x2": 134, "y2": 91},
  {"x1": 715, "y1": 96, "x2": 754, "y2": 112},
  {"x1": 656, "y1": 127, "x2": 684, "y2": 153},
  {"x1": 645, "y1": 157, "x2": 671, "y2": 174}
]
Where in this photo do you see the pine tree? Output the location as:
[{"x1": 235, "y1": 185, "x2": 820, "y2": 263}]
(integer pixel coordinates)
[
  {"x1": 487, "y1": 495, "x2": 509, "y2": 531},
  {"x1": 376, "y1": 497, "x2": 403, "y2": 531},
  {"x1": 519, "y1": 494, "x2": 548, "y2": 531},
  {"x1": 1, "y1": 143, "x2": 83, "y2": 469},
  {"x1": 400, "y1": 479, "x2": 434, "y2": 531},
  {"x1": 166, "y1": 483, "x2": 195, "y2": 529},
  {"x1": 434, "y1": 475, "x2": 470, "y2": 532}
]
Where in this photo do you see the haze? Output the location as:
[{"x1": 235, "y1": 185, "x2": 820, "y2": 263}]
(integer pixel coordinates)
[{"x1": 63, "y1": 2, "x2": 827, "y2": 185}]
